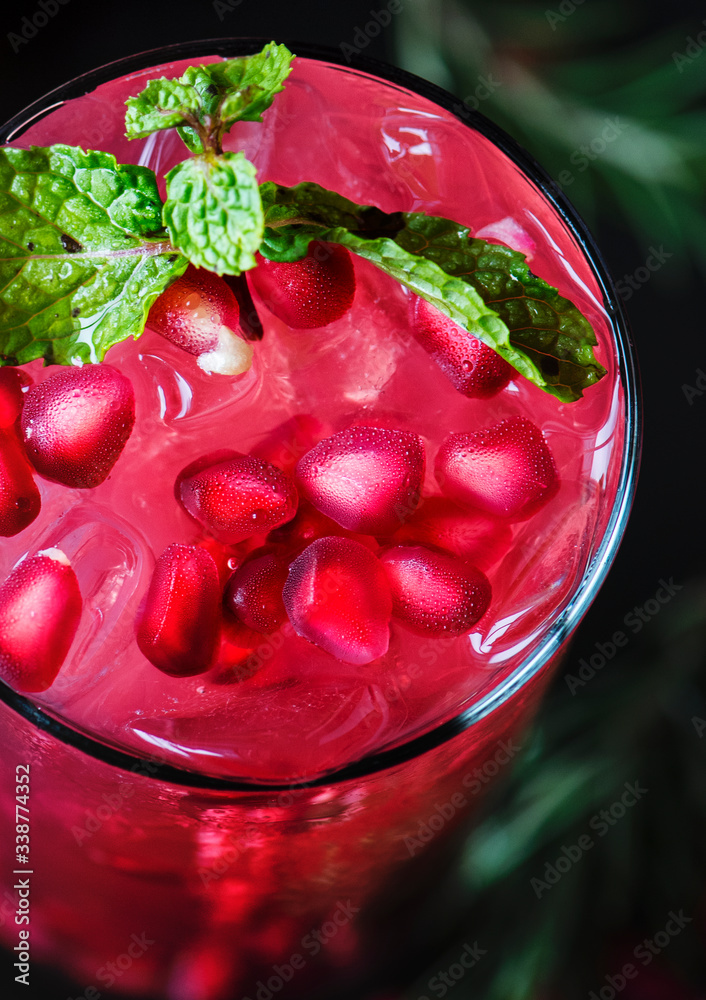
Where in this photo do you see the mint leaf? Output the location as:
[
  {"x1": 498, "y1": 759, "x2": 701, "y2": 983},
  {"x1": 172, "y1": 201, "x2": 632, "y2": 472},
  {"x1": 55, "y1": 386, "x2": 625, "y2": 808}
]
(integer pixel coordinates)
[
  {"x1": 204, "y1": 42, "x2": 294, "y2": 125},
  {"x1": 0, "y1": 145, "x2": 186, "y2": 366},
  {"x1": 164, "y1": 151, "x2": 263, "y2": 275},
  {"x1": 125, "y1": 43, "x2": 294, "y2": 154},
  {"x1": 260, "y1": 182, "x2": 606, "y2": 402},
  {"x1": 125, "y1": 79, "x2": 203, "y2": 142}
]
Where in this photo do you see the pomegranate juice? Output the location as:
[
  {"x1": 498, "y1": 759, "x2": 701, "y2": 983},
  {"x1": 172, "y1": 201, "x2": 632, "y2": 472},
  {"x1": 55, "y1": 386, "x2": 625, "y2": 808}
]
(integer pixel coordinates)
[{"x1": 0, "y1": 47, "x2": 635, "y2": 998}]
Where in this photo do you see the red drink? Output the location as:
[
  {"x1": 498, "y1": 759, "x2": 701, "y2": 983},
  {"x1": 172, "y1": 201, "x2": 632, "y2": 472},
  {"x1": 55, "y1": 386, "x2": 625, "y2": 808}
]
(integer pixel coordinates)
[{"x1": 0, "y1": 43, "x2": 638, "y2": 998}]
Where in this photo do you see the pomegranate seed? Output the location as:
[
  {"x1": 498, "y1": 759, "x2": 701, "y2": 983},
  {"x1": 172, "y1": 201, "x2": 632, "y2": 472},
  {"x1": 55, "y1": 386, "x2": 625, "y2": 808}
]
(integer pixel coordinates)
[
  {"x1": 411, "y1": 296, "x2": 513, "y2": 399},
  {"x1": 147, "y1": 265, "x2": 253, "y2": 375},
  {"x1": 176, "y1": 451, "x2": 299, "y2": 544},
  {"x1": 251, "y1": 242, "x2": 356, "y2": 329},
  {"x1": 135, "y1": 544, "x2": 221, "y2": 677},
  {"x1": 21, "y1": 365, "x2": 135, "y2": 489},
  {"x1": 0, "y1": 368, "x2": 32, "y2": 430},
  {"x1": 380, "y1": 544, "x2": 491, "y2": 636},
  {"x1": 0, "y1": 549, "x2": 82, "y2": 693},
  {"x1": 435, "y1": 417, "x2": 559, "y2": 520},
  {"x1": 283, "y1": 536, "x2": 392, "y2": 664},
  {"x1": 296, "y1": 425, "x2": 425, "y2": 535},
  {"x1": 0, "y1": 432, "x2": 41, "y2": 537},
  {"x1": 391, "y1": 497, "x2": 511, "y2": 572},
  {"x1": 224, "y1": 548, "x2": 290, "y2": 635}
]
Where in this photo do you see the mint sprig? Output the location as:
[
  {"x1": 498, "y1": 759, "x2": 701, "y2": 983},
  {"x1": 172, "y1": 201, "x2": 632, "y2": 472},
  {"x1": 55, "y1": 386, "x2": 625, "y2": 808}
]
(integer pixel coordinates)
[
  {"x1": 260, "y1": 183, "x2": 605, "y2": 402},
  {"x1": 0, "y1": 145, "x2": 186, "y2": 366},
  {"x1": 125, "y1": 43, "x2": 294, "y2": 154},
  {"x1": 124, "y1": 48, "x2": 293, "y2": 275}
]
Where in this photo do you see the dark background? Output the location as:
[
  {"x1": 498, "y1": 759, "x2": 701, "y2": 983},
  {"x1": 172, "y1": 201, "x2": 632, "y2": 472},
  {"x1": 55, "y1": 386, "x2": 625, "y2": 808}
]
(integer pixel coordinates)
[{"x1": 1, "y1": 0, "x2": 705, "y2": 998}]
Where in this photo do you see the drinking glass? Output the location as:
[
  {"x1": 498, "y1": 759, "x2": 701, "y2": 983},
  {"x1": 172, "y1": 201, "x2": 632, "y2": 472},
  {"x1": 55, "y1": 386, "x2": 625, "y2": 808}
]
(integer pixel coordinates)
[{"x1": 0, "y1": 39, "x2": 639, "y2": 1000}]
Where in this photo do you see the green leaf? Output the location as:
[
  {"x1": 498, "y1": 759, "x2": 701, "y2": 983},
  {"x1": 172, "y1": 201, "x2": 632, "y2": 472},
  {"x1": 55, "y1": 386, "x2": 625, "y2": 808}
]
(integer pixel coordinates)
[
  {"x1": 164, "y1": 151, "x2": 263, "y2": 274},
  {"x1": 204, "y1": 42, "x2": 294, "y2": 126},
  {"x1": 125, "y1": 79, "x2": 204, "y2": 142},
  {"x1": 125, "y1": 42, "x2": 294, "y2": 153},
  {"x1": 260, "y1": 182, "x2": 605, "y2": 402},
  {"x1": 0, "y1": 144, "x2": 187, "y2": 367}
]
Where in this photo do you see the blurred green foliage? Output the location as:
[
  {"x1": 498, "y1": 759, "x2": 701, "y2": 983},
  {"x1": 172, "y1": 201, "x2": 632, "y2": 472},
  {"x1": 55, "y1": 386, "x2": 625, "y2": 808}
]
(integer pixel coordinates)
[{"x1": 394, "y1": 0, "x2": 706, "y2": 278}]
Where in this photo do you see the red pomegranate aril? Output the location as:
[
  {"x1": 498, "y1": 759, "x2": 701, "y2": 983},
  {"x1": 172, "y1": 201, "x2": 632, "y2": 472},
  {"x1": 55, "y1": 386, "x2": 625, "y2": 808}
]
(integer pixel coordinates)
[
  {"x1": 391, "y1": 497, "x2": 511, "y2": 572},
  {"x1": 147, "y1": 265, "x2": 253, "y2": 375},
  {"x1": 0, "y1": 548, "x2": 82, "y2": 693},
  {"x1": 380, "y1": 544, "x2": 491, "y2": 636},
  {"x1": 21, "y1": 364, "x2": 136, "y2": 489},
  {"x1": 176, "y1": 451, "x2": 299, "y2": 545},
  {"x1": 251, "y1": 242, "x2": 356, "y2": 329},
  {"x1": 296, "y1": 425, "x2": 425, "y2": 535},
  {"x1": 0, "y1": 432, "x2": 41, "y2": 537},
  {"x1": 283, "y1": 536, "x2": 392, "y2": 665},
  {"x1": 0, "y1": 368, "x2": 32, "y2": 429},
  {"x1": 136, "y1": 543, "x2": 221, "y2": 677},
  {"x1": 435, "y1": 417, "x2": 559, "y2": 520},
  {"x1": 411, "y1": 296, "x2": 513, "y2": 399},
  {"x1": 225, "y1": 549, "x2": 290, "y2": 635}
]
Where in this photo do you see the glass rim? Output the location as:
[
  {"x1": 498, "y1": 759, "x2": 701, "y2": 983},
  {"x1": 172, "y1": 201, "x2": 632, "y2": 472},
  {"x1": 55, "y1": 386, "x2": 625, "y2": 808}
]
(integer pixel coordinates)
[{"x1": 0, "y1": 37, "x2": 641, "y2": 793}]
